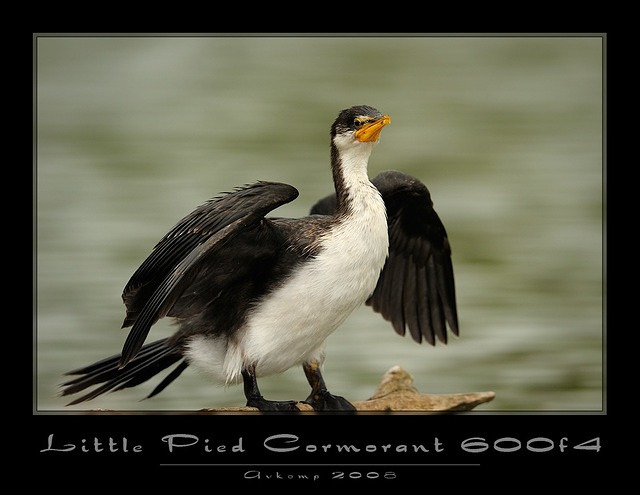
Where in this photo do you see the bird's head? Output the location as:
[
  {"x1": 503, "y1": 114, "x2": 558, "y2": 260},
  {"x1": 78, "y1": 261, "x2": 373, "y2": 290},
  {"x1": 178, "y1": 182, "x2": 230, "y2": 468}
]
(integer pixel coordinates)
[{"x1": 330, "y1": 105, "x2": 391, "y2": 149}]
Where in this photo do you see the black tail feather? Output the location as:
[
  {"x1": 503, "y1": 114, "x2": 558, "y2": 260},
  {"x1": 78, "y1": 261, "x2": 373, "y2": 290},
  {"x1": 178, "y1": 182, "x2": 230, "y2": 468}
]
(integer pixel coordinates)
[
  {"x1": 145, "y1": 361, "x2": 190, "y2": 399},
  {"x1": 60, "y1": 338, "x2": 187, "y2": 406}
]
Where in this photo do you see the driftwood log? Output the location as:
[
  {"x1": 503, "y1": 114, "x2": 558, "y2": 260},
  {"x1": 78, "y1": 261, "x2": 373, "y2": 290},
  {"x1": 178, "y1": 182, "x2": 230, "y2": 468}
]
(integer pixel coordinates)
[{"x1": 201, "y1": 366, "x2": 495, "y2": 413}]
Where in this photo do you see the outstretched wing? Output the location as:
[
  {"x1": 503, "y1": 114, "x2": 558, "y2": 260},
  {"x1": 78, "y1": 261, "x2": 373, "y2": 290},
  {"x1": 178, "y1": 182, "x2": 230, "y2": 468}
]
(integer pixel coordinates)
[
  {"x1": 119, "y1": 181, "x2": 299, "y2": 367},
  {"x1": 311, "y1": 170, "x2": 458, "y2": 345}
]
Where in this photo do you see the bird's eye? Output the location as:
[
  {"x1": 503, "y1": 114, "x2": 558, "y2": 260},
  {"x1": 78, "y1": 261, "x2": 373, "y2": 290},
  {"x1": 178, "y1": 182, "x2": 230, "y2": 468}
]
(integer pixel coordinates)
[{"x1": 354, "y1": 118, "x2": 373, "y2": 128}]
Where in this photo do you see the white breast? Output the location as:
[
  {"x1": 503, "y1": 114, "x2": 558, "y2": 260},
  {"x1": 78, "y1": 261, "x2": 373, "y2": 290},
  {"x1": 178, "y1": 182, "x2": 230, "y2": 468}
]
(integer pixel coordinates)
[{"x1": 240, "y1": 183, "x2": 388, "y2": 379}]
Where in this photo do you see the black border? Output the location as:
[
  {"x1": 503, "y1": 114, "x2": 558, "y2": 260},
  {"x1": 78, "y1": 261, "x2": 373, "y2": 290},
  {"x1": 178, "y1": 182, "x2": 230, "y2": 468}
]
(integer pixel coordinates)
[{"x1": 28, "y1": 31, "x2": 616, "y2": 483}]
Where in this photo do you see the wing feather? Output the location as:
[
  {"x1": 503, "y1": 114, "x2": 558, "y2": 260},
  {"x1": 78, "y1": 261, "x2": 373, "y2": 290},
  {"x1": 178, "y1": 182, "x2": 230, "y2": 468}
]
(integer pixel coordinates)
[{"x1": 118, "y1": 181, "x2": 299, "y2": 367}]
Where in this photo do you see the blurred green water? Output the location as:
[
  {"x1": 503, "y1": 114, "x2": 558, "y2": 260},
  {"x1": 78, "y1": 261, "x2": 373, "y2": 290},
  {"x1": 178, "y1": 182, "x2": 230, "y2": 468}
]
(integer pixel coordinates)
[{"x1": 35, "y1": 35, "x2": 604, "y2": 411}]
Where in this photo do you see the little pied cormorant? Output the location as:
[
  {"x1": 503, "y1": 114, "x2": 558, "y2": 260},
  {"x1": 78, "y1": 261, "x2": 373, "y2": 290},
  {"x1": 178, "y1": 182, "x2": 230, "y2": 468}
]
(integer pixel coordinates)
[{"x1": 61, "y1": 105, "x2": 459, "y2": 412}]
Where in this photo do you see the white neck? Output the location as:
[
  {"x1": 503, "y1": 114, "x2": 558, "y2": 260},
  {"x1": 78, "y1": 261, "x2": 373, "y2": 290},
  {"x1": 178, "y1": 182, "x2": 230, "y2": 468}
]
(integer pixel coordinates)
[
  {"x1": 331, "y1": 136, "x2": 380, "y2": 216},
  {"x1": 329, "y1": 136, "x2": 388, "y2": 265},
  {"x1": 333, "y1": 136, "x2": 375, "y2": 178}
]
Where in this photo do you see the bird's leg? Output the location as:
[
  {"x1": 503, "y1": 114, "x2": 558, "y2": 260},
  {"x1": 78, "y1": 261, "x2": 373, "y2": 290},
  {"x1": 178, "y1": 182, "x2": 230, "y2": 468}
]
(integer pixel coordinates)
[
  {"x1": 241, "y1": 365, "x2": 299, "y2": 412},
  {"x1": 302, "y1": 360, "x2": 356, "y2": 412}
]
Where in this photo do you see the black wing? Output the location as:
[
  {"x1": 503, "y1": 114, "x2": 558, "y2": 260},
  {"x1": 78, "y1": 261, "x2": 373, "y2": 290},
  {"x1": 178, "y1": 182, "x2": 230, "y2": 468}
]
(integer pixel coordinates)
[
  {"x1": 119, "y1": 181, "x2": 299, "y2": 367},
  {"x1": 311, "y1": 170, "x2": 458, "y2": 345}
]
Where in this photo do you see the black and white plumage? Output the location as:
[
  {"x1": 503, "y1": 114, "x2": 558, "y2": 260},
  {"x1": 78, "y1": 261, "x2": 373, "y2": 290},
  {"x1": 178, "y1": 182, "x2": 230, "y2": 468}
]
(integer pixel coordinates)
[{"x1": 61, "y1": 105, "x2": 459, "y2": 411}]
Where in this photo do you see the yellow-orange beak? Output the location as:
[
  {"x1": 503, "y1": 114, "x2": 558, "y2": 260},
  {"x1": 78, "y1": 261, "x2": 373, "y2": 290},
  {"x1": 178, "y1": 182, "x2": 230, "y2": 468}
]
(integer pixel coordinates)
[{"x1": 354, "y1": 115, "x2": 391, "y2": 142}]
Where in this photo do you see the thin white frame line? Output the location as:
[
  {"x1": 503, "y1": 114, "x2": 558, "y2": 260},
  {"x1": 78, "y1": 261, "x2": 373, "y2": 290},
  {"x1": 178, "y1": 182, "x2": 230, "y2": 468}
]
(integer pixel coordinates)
[{"x1": 159, "y1": 463, "x2": 481, "y2": 467}]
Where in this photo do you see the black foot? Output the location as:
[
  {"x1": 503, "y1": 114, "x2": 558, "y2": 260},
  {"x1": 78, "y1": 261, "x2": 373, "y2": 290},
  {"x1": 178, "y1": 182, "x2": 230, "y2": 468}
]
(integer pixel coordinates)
[
  {"x1": 246, "y1": 397, "x2": 300, "y2": 412},
  {"x1": 304, "y1": 390, "x2": 357, "y2": 412}
]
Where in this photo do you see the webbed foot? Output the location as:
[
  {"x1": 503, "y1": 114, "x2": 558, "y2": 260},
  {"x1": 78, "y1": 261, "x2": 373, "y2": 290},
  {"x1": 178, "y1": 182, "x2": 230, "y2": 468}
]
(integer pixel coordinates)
[
  {"x1": 246, "y1": 397, "x2": 300, "y2": 412},
  {"x1": 303, "y1": 390, "x2": 357, "y2": 412}
]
